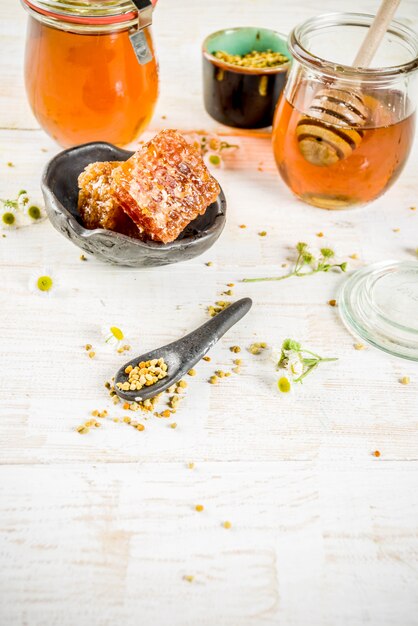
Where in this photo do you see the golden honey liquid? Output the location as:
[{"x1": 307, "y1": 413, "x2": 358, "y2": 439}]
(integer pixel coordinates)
[
  {"x1": 25, "y1": 18, "x2": 159, "y2": 148},
  {"x1": 272, "y1": 90, "x2": 415, "y2": 209}
]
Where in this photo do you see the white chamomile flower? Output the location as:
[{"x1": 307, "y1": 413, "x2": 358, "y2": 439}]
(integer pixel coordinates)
[
  {"x1": 17, "y1": 190, "x2": 30, "y2": 212},
  {"x1": 29, "y1": 268, "x2": 58, "y2": 296},
  {"x1": 26, "y1": 204, "x2": 44, "y2": 222},
  {"x1": 1, "y1": 205, "x2": 18, "y2": 229},
  {"x1": 277, "y1": 373, "x2": 292, "y2": 394},
  {"x1": 284, "y1": 350, "x2": 304, "y2": 378},
  {"x1": 204, "y1": 152, "x2": 224, "y2": 169},
  {"x1": 102, "y1": 325, "x2": 126, "y2": 349},
  {"x1": 1, "y1": 191, "x2": 45, "y2": 230},
  {"x1": 17, "y1": 191, "x2": 45, "y2": 223}
]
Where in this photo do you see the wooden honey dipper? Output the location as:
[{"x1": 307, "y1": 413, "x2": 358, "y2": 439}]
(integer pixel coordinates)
[{"x1": 296, "y1": 0, "x2": 401, "y2": 166}]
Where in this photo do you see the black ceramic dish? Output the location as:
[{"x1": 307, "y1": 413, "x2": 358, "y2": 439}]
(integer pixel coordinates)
[
  {"x1": 202, "y1": 27, "x2": 290, "y2": 129},
  {"x1": 41, "y1": 142, "x2": 227, "y2": 268}
]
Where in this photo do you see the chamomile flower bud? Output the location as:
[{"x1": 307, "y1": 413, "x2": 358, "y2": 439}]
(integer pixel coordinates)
[
  {"x1": 296, "y1": 242, "x2": 308, "y2": 253},
  {"x1": 1, "y1": 208, "x2": 17, "y2": 229},
  {"x1": 208, "y1": 137, "x2": 221, "y2": 151},
  {"x1": 282, "y1": 339, "x2": 301, "y2": 352},
  {"x1": 302, "y1": 252, "x2": 315, "y2": 265},
  {"x1": 205, "y1": 152, "x2": 223, "y2": 168},
  {"x1": 320, "y1": 247, "x2": 335, "y2": 259},
  {"x1": 29, "y1": 268, "x2": 58, "y2": 296}
]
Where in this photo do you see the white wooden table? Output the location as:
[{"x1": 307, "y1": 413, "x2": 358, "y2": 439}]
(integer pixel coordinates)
[{"x1": 1, "y1": 1, "x2": 418, "y2": 625}]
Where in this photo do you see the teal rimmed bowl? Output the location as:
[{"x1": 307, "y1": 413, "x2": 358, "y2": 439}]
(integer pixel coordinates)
[{"x1": 202, "y1": 27, "x2": 290, "y2": 129}]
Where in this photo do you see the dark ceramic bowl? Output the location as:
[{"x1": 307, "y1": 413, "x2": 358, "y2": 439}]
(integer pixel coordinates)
[
  {"x1": 202, "y1": 27, "x2": 290, "y2": 129},
  {"x1": 41, "y1": 142, "x2": 227, "y2": 268}
]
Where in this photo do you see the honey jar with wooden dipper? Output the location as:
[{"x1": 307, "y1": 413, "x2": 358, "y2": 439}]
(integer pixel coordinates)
[{"x1": 272, "y1": 2, "x2": 418, "y2": 209}]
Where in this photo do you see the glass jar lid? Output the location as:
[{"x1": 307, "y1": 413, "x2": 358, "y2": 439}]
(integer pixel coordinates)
[
  {"x1": 339, "y1": 260, "x2": 418, "y2": 362},
  {"x1": 21, "y1": 0, "x2": 144, "y2": 30},
  {"x1": 23, "y1": 0, "x2": 136, "y2": 18}
]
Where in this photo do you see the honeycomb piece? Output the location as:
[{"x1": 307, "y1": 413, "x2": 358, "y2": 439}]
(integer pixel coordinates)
[
  {"x1": 78, "y1": 161, "x2": 140, "y2": 238},
  {"x1": 111, "y1": 130, "x2": 220, "y2": 244}
]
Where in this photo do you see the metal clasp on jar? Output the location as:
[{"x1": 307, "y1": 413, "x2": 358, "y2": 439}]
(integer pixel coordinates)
[{"x1": 129, "y1": 0, "x2": 153, "y2": 64}]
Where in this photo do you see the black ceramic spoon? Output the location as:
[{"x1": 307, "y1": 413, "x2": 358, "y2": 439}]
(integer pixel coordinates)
[{"x1": 114, "y1": 298, "x2": 252, "y2": 402}]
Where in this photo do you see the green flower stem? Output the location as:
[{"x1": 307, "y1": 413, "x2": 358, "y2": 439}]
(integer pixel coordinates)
[
  {"x1": 243, "y1": 274, "x2": 292, "y2": 283},
  {"x1": 295, "y1": 356, "x2": 338, "y2": 383},
  {"x1": 301, "y1": 358, "x2": 318, "y2": 367},
  {"x1": 301, "y1": 349, "x2": 338, "y2": 361},
  {"x1": 220, "y1": 141, "x2": 239, "y2": 151},
  {"x1": 300, "y1": 348, "x2": 322, "y2": 359},
  {"x1": 243, "y1": 270, "x2": 311, "y2": 283},
  {"x1": 243, "y1": 264, "x2": 346, "y2": 283},
  {"x1": 0, "y1": 199, "x2": 18, "y2": 209},
  {"x1": 243, "y1": 242, "x2": 347, "y2": 283},
  {"x1": 294, "y1": 250, "x2": 305, "y2": 273},
  {"x1": 294, "y1": 362, "x2": 318, "y2": 383}
]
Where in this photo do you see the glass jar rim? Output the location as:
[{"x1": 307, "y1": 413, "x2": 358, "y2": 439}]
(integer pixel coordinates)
[
  {"x1": 289, "y1": 12, "x2": 418, "y2": 81},
  {"x1": 21, "y1": 0, "x2": 138, "y2": 25}
]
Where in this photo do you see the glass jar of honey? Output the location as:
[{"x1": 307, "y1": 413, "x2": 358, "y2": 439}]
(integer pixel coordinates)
[
  {"x1": 272, "y1": 13, "x2": 418, "y2": 209},
  {"x1": 21, "y1": 0, "x2": 159, "y2": 147}
]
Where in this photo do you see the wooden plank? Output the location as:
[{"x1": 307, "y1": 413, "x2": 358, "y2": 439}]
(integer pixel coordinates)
[{"x1": 0, "y1": 462, "x2": 417, "y2": 626}]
